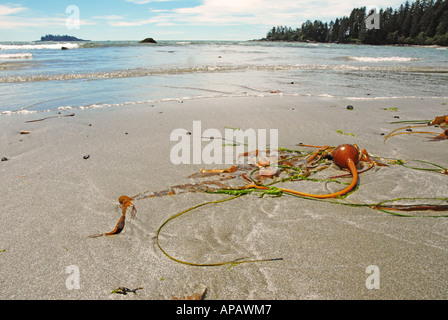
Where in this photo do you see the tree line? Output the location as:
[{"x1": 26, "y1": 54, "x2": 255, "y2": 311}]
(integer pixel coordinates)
[
  {"x1": 40, "y1": 34, "x2": 87, "y2": 41},
  {"x1": 263, "y1": 0, "x2": 448, "y2": 46}
]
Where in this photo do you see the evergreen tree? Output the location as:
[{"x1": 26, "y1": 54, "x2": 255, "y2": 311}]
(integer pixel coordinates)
[{"x1": 264, "y1": 0, "x2": 448, "y2": 46}]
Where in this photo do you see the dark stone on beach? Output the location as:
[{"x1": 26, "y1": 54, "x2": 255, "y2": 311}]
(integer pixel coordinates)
[
  {"x1": 83, "y1": 155, "x2": 90, "y2": 160},
  {"x1": 394, "y1": 116, "x2": 400, "y2": 119},
  {"x1": 1, "y1": 157, "x2": 8, "y2": 162},
  {"x1": 381, "y1": 133, "x2": 385, "y2": 135},
  {"x1": 406, "y1": 128, "x2": 413, "y2": 132},
  {"x1": 61, "y1": 47, "x2": 69, "y2": 50},
  {"x1": 139, "y1": 38, "x2": 157, "y2": 44},
  {"x1": 346, "y1": 105, "x2": 354, "y2": 110}
]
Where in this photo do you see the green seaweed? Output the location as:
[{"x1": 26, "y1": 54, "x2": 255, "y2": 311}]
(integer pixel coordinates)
[
  {"x1": 259, "y1": 186, "x2": 283, "y2": 197},
  {"x1": 155, "y1": 194, "x2": 284, "y2": 267},
  {"x1": 224, "y1": 126, "x2": 241, "y2": 131},
  {"x1": 336, "y1": 129, "x2": 357, "y2": 137},
  {"x1": 209, "y1": 188, "x2": 254, "y2": 196},
  {"x1": 396, "y1": 159, "x2": 448, "y2": 174}
]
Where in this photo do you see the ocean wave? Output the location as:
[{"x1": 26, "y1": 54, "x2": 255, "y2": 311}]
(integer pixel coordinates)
[
  {"x1": 0, "y1": 53, "x2": 33, "y2": 59},
  {"x1": 1, "y1": 63, "x2": 447, "y2": 84},
  {"x1": 0, "y1": 43, "x2": 80, "y2": 50},
  {"x1": 342, "y1": 56, "x2": 422, "y2": 62}
]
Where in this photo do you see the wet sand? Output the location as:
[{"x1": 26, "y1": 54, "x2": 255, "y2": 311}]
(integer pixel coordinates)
[{"x1": 0, "y1": 95, "x2": 447, "y2": 299}]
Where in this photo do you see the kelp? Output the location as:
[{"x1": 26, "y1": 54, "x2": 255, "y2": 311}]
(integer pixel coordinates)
[
  {"x1": 90, "y1": 142, "x2": 448, "y2": 267},
  {"x1": 25, "y1": 113, "x2": 75, "y2": 123},
  {"x1": 88, "y1": 196, "x2": 136, "y2": 238},
  {"x1": 393, "y1": 159, "x2": 448, "y2": 175},
  {"x1": 384, "y1": 115, "x2": 448, "y2": 143},
  {"x1": 111, "y1": 286, "x2": 144, "y2": 295},
  {"x1": 172, "y1": 287, "x2": 207, "y2": 300},
  {"x1": 155, "y1": 194, "x2": 283, "y2": 267}
]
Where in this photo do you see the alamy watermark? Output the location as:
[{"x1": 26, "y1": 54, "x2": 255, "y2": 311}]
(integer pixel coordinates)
[
  {"x1": 366, "y1": 5, "x2": 380, "y2": 30},
  {"x1": 170, "y1": 121, "x2": 279, "y2": 176},
  {"x1": 366, "y1": 265, "x2": 380, "y2": 289},
  {"x1": 66, "y1": 5, "x2": 80, "y2": 30},
  {"x1": 66, "y1": 265, "x2": 80, "y2": 290}
]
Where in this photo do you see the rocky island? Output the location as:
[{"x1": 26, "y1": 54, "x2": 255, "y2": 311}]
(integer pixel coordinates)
[
  {"x1": 40, "y1": 34, "x2": 89, "y2": 42},
  {"x1": 139, "y1": 37, "x2": 157, "y2": 43}
]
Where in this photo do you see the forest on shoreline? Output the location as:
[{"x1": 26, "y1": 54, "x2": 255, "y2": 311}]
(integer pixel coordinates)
[
  {"x1": 262, "y1": 0, "x2": 448, "y2": 46},
  {"x1": 40, "y1": 34, "x2": 88, "y2": 41}
]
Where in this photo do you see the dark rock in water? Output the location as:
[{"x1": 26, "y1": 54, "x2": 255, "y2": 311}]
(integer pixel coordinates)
[
  {"x1": 61, "y1": 47, "x2": 69, "y2": 50},
  {"x1": 139, "y1": 37, "x2": 157, "y2": 44},
  {"x1": 346, "y1": 105, "x2": 354, "y2": 110}
]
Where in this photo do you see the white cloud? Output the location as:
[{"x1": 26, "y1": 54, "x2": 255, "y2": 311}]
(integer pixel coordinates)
[
  {"x1": 91, "y1": 15, "x2": 124, "y2": 20},
  {"x1": 125, "y1": 0, "x2": 176, "y2": 3},
  {"x1": 0, "y1": 4, "x2": 27, "y2": 15},
  {"x1": 0, "y1": 4, "x2": 96, "y2": 30},
  {"x1": 110, "y1": 19, "x2": 155, "y2": 27},
  {"x1": 116, "y1": 0, "x2": 405, "y2": 28},
  {"x1": 144, "y1": 0, "x2": 325, "y2": 27}
]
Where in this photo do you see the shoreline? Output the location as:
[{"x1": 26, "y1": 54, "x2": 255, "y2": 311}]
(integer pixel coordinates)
[
  {"x1": 2, "y1": 93, "x2": 448, "y2": 116},
  {"x1": 1, "y1": 95, "x2": 447, "y2": 299},
  {"x1": 253, "y1": 38, "x2": 448, "y2": 48}
]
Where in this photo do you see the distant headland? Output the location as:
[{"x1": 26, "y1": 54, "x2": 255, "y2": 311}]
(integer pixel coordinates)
[{"x1": 40, "y1": 34, "x2": 89, "y2": 42}]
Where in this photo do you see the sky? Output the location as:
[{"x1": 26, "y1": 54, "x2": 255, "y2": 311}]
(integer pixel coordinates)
[{"x1": 0, "y1": 0, "x2": 406, "y2": 41}]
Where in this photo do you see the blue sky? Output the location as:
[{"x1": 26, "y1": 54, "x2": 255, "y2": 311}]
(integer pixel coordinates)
[{"x1": 0, "y1": 0, "x2": 406, "y2": 41}]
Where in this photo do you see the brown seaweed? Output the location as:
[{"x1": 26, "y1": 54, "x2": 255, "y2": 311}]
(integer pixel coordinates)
[
  {"x1": 384, "y1": 115, "x2": 448, "y2": 143},
  {"x1": 88, "y1": 196, "x2": 136, "y2": 238},
  {"x1": 25, "y1": 113, "x2": 75, "y2": 123}
]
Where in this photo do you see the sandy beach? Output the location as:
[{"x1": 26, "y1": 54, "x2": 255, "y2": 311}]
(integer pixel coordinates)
[{"x1": 0, "y1": 95, "x2": 447, "y2": 300}]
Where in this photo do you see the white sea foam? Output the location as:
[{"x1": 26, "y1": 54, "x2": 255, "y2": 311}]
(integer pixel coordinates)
[
  {"x1": 14, "y1": 110, "x2": 37, "y2": 114},
  {"x1": 0, "y1": 43, "x2": 79, "y2": 50},
  {"x1": 57, "y1": 106, "x2": 73, "y2": 110},
  {"x1": 0, "y1": 53, "x2": 33, "y2": 59},
  {"x1": 347, "y1": 56, "x2": 421, "y2": 62}
]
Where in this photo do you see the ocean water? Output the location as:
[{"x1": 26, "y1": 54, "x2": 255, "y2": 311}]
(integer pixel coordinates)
[{"x1": 0, "y1": 40, "x2": 447, "y2": 114}]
